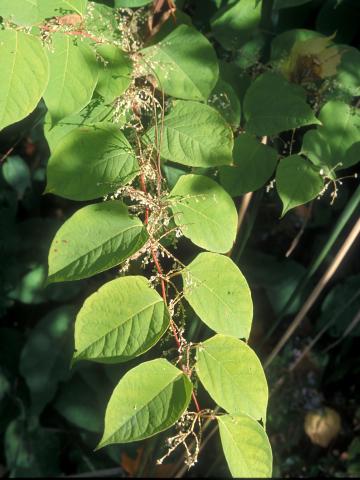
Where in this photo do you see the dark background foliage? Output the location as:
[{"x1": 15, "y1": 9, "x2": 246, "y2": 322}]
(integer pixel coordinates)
[{"x1": 0, "y1": 0, "x2": 359, "y2": 477}]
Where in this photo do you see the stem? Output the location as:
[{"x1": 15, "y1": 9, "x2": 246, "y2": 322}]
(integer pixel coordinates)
[
  {"x1": 139, "y1": 163, "x2": 200, "y2": 413},
  {"x1": 261, "y1": 183, "x2": 360, "y2": 346},
  {"x1": 264, "y1": 216, "x2": 360, "y2": 368}
]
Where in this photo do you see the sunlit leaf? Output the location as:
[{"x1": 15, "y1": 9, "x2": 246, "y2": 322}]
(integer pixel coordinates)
[{"x1": 98, "y1": 359, "x2": 192, "y2": 446}]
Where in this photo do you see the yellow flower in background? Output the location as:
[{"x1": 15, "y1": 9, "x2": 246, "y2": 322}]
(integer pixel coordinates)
[{"x1": 282, "y1": 34, "x2": 343, "y2": 84}]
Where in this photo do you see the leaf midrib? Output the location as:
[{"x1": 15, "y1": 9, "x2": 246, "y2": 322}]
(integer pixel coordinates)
[
  {"x1": 104, "y1": 370, "x2": 184, "y2": 443},
  {"x1": 50, "y1": 223, "x2": 144, "y2": 278},
  {"x1": 77, "y1": 298, "x2": 163, "y2": 356}
]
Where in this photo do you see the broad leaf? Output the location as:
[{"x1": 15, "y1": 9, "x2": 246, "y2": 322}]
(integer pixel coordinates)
[
  {"x1": 3, "y1": 156, "x2": 31, "y2": 199},
  {"x1": 302, "y1": 101, "x2": 360, "y2": 171},
  {"x1": 39, "y1": 0, "x2": 88, "y2": 19},
  {"x1": 54, "y1": 364, "x2": 114, "y2": 433},
  {"x1": 0, "y1": 0, "x2": 87, "y2": 24},
  {"x1": 115, "y1": 0, "x2": 152, "y2": 6},
  {"x1": 196, "y1": 335, "x2": 268, "y2": 421},
  {"x1": 170, "y1": 175, "x2": 238, "y2": 253},
  {"x1": 46, "y1": 123, "x2": 138, "y2": 200},
  {"x1": 44, "y1": 100, "x2": 115, "y2": 153},
  {"x1": 95, "y1": 44, "x2": 132, "y2": 102},
  {"x1": 271, "y1": 29, "x2": 322, "y2": 62},
  {"x1": 84, "y1": 2, "x2": 119, "y2": 43},
  {"x1": 5, "y1": 419, "x2": 60, "y2": 477},
  {"x1": 218, "y1": 414, "x2": 273, "y2": 478},
  {"x1": 48, "y1": 201, "x2": 147, "y2": 283},
  {"x1": 211, "y1": 0, "x2": 262, "y2": 51},
  {"x1": 141, "y1": 25, "x2": 218, "y2": 101},
  {"x1": 220, "y1": 133, "x2": 278, "y2": 196},
  {"x1": 0, "y1": 30, "x2": 49, "y2": 131},
  {"x1": 0, "y1": 0, "x2": 38, "y2": 24},
  {"x1": 243, "y1": 72, "x2": 320, "y2": 135},
  {"x1": 146, "y1": 101, "x2": 233, "y2": 167},
  {"x1": 183, "y1": 253, "x2": 253, "y2": 339},
  {"x1": 19, "y1": 307, "x2": 75, "y2": 415},
  {"x1": 73, "y1": 276, "x2": 169, "y2": 363},
  {"x1": 97, "y1": 358, "x2": 192, "y2": 446},
  {"x1": 333, "y1": 46, "x2": 360, "y2": 99},
  {"x1": 43, "y1": 33, "x2": 98, "y2": 124},
  {"x1": 276, "y1": 155, "x2": 324, "y2": 216},
  {"x1": 208, "y1": 79, "x2": 241, "y2": 127}
]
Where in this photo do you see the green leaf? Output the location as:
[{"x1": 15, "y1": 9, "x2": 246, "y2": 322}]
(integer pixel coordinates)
[
  {"x1": 334, "y1": 46, "x2": 360, "y2": 98},
  {"x1": 2, "y1": 156, "x2": 31, "y2": 199},
  {"x1": 276, "y1": 155, "x2": 324, "y2": 216},
  {"x1": 46, "y1": 123, "x2": 138, "y2": 200},
  {"x1": 5, "y1": 419, "x2": 60, "y2": 477},
  {"x1": 211, "y1": 0, "x2": 262, "y2": 51},
  {"x1": 169, "y1": 175, "x2": 238, "y2": 253},
  {"x1": 19, "y1": 307, "x2": 75, "y2": 415},
  {"x1": 97, "y1": 358, "x2": 192, "y2": 446},
  {"x1": 84, "y1": 2, "x2": 119, "y2": 42},
  {"x1": 0, "y1": 30, "x2": 49, "y2": 131},
  {"x1": 302, "y1": 101, "x2": 360, "y2": 171},
  {"x1": 141, "y1": 25, "x2": 218, "y2": 101},
  {"x1": 44, "y1": 100, "x2": 115, "y2": 153},
  {"x1": 95, "y1": 44, "x2": 132, "y2": 102},
  {"x1": 146, "y1": 101, "x2": 233, "y2": 167},
  {"x1": 43, "y1": 33, "x2": 98, "y2": 124},
  {"x1": 271, "y1": 29, "x2": 322, "y2": 62},
  {"x1": 218, "y1": 414, "x2": 273, "y2": 478},
  {"x1": 0, "y1": 0, "x2": 39, "y2": 24},
  {"x1": 48, "y1": 201, "x2": 147, "y2": 283},
  {"x1": 0, "y1": 0, "x2": 88, "y2": 26},
  {"x1": 115, "y1": 0, "x2": 152, "y2": 6},
  {"x1": 196, "y1": 335, "x2": 268, "y2": 421},
  {"x1": 183, "y1": 253, "x2": 253, "y2": 338},
  {"x1": 74, "y1": 276, "x2": 169, "y2": 363},
  {"x1": 54, "y1": 364, "x2": 112, "y2": 433},
  {"x1": 39, "y1": 0, "x2": 88, "y2": 19},
  {"x1": 219, "y1": 133, "x2": 278, "y2": 196},
  {"x1": 244, "y1": 72, "x2": 320, "y2": 136},
  {"x1": 208, "y1": 79, "x2": 241, "y2": 127}
]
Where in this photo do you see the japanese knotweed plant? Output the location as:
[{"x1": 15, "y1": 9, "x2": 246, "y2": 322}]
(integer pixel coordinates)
[{"x1": 1, "y1": 0, "x2": 360, "y2": 477}]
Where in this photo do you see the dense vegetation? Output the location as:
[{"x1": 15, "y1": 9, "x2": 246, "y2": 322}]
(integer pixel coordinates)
[{"x1": 0, "y1": 0, "x2": 359, "y2": 477}]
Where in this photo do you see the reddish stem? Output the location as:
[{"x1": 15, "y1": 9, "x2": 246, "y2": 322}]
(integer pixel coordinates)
[
  {"x1": 40, "y1": 25, "x2": 104, "y2": 43},
  {"x1": 140, "y1": 172, "x2": 200, "y2": 413}
]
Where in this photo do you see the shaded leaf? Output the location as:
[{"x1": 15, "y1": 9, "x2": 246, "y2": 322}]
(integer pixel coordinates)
[
  {"x1": 211, "y1": 0, "x2": 262, "y2": 51},
  {"x1": 95, "y1": 44, "x2": 132, "y2": 102},
  {"x1": 44, "y1": 100, "x2": 115, "y2": 153},
  {"x1": 220, "y1": 133, "x2": 278, "y2": 196},
  {"x1": 302, "y1": 101, "x2": 360, "y2": 171},
  {"x1": 170, "y1": 175, "x2": 238, "y2": 253},
  {"x1": 74, "y1": 276, "x2": 169, "y2": 363},
  {"x1": 43, "y1": 33, "x2": 98, "y2": 124},
  {"x1": 244, "y1": 72, "x2": 320, "y2": 136},
  {"x1": 48, "y1": 201, "x2": 147, "y2": 283},
  {"x1": 98, "y1": 359, "x2": 192, "y2": 446},
  {"x1": 141, "y1": 25, "x2": 218, "y2": 101},
  {"x1": 19, "y1": 307, "x2": 75, "y2": 415},
  {"x1": 276, "y1": 155, "x2": 324, "y2": 216},
  {"x1": 2, "y1": 156, "x2": 31, "y2": 199},
  {"x1": 0, "y1": 30, "x2": 49, "y2": 131},
  {"x1": 46, "y1": 123, "x2": 138, "y2": 200}
]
